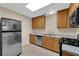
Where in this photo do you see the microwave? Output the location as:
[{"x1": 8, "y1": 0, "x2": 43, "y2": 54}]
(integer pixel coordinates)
[{"x1": 70, "y1": 8, "x2": 79, "y2": 26}]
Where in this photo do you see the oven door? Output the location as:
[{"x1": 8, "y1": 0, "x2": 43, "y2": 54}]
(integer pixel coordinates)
[{"x1": 62, "y1": 44, "x2": 79, "y2": 56}]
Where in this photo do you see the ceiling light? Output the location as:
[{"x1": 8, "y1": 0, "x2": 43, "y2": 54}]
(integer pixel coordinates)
[
  {"x1": 49, "y1": 11, "x2": 54, "y2": 14},
  {"x1": 26, "y1": 3, "x2": 51, "y2": 11},
  {"x1": 45, "y1": 10, "x2": 56, "y2": 16},
  {"x1": 49, "y1": 10, "x2": 57, "y2": 15}
]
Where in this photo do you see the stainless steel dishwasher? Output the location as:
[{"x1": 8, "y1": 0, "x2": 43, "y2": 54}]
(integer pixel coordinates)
[{"x1": 35, "y1": 35, "x2": 42, "y2": 46}]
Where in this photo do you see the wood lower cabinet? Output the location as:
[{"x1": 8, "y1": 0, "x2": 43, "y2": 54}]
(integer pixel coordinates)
[
  {"x1": 62, "y1": 50, "x2": 74, "y2": 56},
  {"x1": 42, "y1": 36, "x2": 48, "y2": 48},
  {"x1": 32, "y1": 16, "x2": 45, "y2": 29},
  {"x1": 29, "y1": 35, "x2": 60, "y2": 53},
  {"x1": 42, "y1": 36, "x2": 59, "y2": 53},
  {"x1": 42, "y1": 36, "x2": 53, "y2": 50},
  {"x1": 53, "y1": 38, "x2": 60, "y2": 53},
  {"x1": 29, "y1": 34, "x2": 35, "y2": 44},
  {"x1": 46, "y1": 37, "x2": 53, "y2": 50}
]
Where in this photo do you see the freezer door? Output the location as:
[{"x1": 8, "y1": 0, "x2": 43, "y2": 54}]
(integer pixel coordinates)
[
  {"x1": 2, "y1": 18, "x2": 21, "y2": 31},
  {"x1": 2, "y1": 32, "x2": 22, "y2": 56}
]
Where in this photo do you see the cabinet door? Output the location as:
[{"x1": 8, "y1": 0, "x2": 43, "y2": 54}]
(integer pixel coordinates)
[
  {"x1": 69, "y1": 3, "x2": 78, "y2": 17},
  {"x1": 32, "y1": 16, "x2": 45, "y2": 29},
  {"x1": 57, "y1": 9, "x2": 69, "y2": 28},
  {"x1": 29, "y1": 34, "x2": 35, "y2": 44},
  {"x1": 57, "y1": 10, "x2": 63, "y2": 28},
  {"x1": 66, "y1": 9, "x2": 70, "y2": 28},
  {"x1": 42, "y1": 36, "x2": 54, "y2": 50},
  {"x1": 47, "y1": 38, "x2": 53, "y2": 50},
  {"x1": 53, "y1": 38, "x2": 60, "y2": 53},
  {"x1": 37, "y1": 16, "x2": 45, "y2": 28},
  {"x1": 57, "y1": 9, "x2": 67, "y2": 28},
  {"x1": 32, "y1": 18, "x2": 37, "y2": 28},
  {"x1": 42, "y1": 36, "x2": 48, "y2": 48}
]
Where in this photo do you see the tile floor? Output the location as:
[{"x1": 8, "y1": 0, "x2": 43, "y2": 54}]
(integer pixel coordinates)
[{"x1": 20, "y1": 44, "x2": 59, "y2": 56}]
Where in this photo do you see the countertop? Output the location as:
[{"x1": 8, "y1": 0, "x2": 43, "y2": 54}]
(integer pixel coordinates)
[{"x1": 31, "y1": 33, "x2": 77, "y2": 39}]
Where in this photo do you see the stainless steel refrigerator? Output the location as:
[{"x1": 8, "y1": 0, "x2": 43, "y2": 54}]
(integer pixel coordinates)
[{"x1": 0, "y1": 18, "x2": 22, "y2": 56}]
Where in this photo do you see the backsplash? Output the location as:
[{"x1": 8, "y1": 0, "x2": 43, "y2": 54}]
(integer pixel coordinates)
[
  {"x1": 58, "y1": 28, "x2": 78, "y2": 35},
  {"x1": 33, "y1": 28, "x2": 78, "y2": 35}
]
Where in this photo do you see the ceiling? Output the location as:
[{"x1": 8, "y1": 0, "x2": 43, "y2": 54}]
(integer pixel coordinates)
[{"x1": 0, "y1": 3, "x2": 70, "y2": 18}]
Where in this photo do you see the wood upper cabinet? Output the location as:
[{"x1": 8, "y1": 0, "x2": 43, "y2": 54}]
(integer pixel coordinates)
[
  {"x1": 53, "y1": 38, "x2": 60, "y2": 53},
  {"x1": 32, "y1": 16, "x2": 45, "y2": 29},
  {"x1": 69, "y1": 3, "x2": 79, "y2": 17},
  {"x1": 57, "y1": 8, "x2": 69, "y2": 28},
  {"x1": 66, "y1": 8, "x2": 70, "y2": 28},
  {"x1": 29, "y1": 34, "x2": 35, "y2": 44},
  {"x1": 57, "y1": 3, "x2": 79, "y2": 28}
]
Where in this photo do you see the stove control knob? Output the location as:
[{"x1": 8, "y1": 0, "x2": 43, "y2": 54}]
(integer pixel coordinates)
[{"x1": 75, "y1": 43, "x2": 78, "y2": 45}]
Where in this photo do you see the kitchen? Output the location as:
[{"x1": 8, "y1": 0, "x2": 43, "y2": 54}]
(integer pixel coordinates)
[
  {"x1": 0, "y1": 3, "x2": 79, "y2": 56},
  {"x1": 30, "y1": 3, "x2": 79, "y2": 56}
]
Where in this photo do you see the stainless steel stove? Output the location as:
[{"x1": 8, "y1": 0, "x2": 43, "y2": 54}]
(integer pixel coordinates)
[{"x1": 60, "y1": 37, "x2": 79, "y2": 56}]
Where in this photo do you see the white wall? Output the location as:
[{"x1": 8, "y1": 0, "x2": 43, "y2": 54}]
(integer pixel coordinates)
[
  {"x1": 0, "y1": 7, "x2": 32, "y2": 46},
  {"x1": 33, "y1": 14, "x2": 79, "y2": 36}
]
